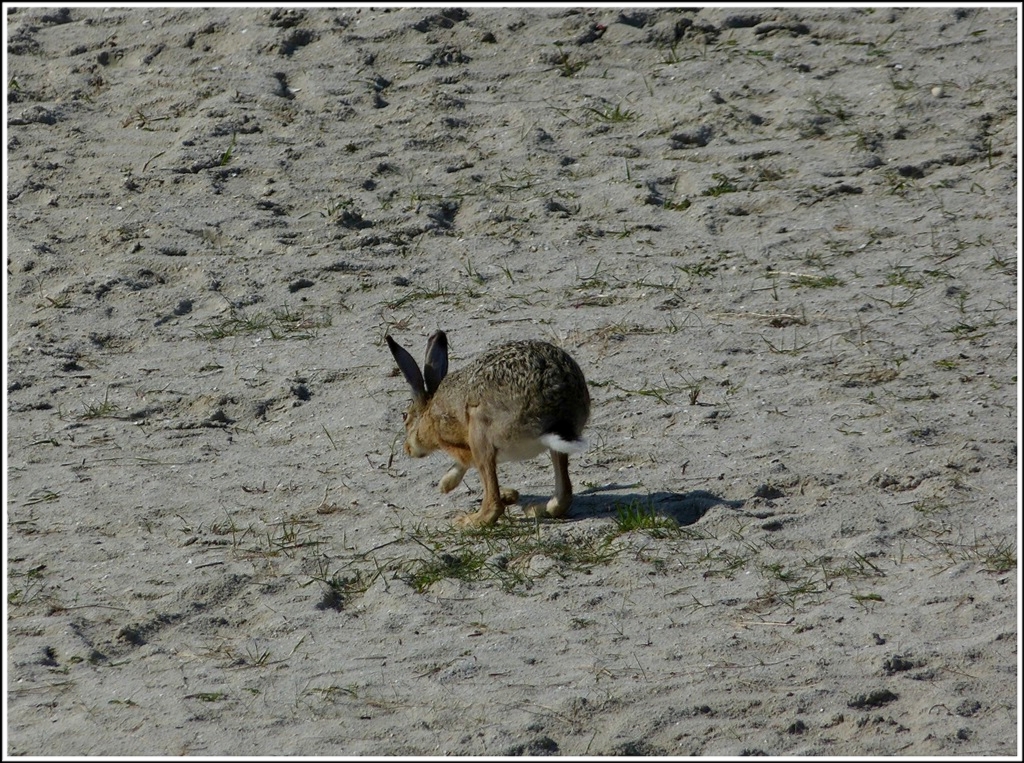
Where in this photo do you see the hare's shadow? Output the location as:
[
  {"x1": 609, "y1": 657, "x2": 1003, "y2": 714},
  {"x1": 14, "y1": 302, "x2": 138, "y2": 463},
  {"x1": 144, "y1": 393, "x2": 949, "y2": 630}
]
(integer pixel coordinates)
[{"x1": 526, "y1": 483, "x2": 744, "y2": 526}]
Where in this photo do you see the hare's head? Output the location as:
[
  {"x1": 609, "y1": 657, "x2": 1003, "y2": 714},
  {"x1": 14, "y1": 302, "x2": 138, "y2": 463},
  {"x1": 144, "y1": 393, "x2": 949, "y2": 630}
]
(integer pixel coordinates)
[{"x1": 385, "y1": 331, "x2": 449, "y2": 457}]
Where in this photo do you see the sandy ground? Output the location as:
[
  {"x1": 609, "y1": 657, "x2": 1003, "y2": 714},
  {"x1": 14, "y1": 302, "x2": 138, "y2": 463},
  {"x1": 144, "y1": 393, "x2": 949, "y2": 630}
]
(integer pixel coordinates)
[{"x1": 5, "y1": 4, "x2": 1020, "y2": 757}]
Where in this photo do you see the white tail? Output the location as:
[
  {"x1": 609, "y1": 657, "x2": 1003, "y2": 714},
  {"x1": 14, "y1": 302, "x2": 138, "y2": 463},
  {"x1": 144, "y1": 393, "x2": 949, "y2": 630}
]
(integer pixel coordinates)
[{"x1": 540, "y1": 433, "x2": 588, "y2": 455}]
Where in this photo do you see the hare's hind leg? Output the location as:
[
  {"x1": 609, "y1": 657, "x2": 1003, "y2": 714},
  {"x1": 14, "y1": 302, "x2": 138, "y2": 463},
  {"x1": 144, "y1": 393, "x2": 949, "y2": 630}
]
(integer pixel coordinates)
[
  {"x1": 546, "y1": 450, "x2": 574, "y2": 517},
  {"x1": 524, "y1": 450, "x2": 573, "y2": 519}
]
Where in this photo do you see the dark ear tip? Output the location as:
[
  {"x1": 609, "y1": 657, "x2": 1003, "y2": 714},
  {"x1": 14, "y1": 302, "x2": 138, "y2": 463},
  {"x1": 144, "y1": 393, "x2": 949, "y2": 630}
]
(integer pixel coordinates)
[
  {"x1": 429, "y1": 329, "x2": 448, "y2": 346},
  {"x1": 385, "y1": 335, "x2": 406, "y2": 361}
]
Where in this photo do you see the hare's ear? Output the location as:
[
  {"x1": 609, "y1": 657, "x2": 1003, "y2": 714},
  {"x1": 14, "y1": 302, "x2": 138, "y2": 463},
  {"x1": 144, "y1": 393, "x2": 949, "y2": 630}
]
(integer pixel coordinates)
[
  {"x1": 423, "y1": 330, "x2": 449, "y2": 396},
  {"x1": 386, "y1": 335, "x2": 426, "y2": 403}
]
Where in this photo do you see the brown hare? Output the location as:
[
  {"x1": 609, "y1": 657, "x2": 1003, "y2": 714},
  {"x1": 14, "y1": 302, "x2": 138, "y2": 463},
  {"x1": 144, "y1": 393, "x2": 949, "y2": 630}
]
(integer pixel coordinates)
[{"x1": 386, "y1": 330, "x2": 590, "y2": 528}]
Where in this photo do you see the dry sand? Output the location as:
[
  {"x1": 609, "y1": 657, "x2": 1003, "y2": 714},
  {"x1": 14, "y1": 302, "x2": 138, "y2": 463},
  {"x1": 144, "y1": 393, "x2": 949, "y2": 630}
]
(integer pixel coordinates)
[{"x1": 5, "y1": 4, "x2": 1020, "y2": 757}]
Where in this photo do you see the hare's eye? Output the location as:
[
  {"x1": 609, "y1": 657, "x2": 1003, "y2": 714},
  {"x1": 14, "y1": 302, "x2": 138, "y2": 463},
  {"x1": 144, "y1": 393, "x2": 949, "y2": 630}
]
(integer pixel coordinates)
[{"x1": 401, "y1": 411, "x2": 408, "y2": 422}]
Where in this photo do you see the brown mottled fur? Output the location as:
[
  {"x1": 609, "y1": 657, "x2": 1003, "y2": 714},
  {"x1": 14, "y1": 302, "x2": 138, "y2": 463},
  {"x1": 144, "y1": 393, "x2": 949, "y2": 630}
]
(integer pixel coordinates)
[{"x1": 386, "y1": 331, "x2": 590, "y2": 527}]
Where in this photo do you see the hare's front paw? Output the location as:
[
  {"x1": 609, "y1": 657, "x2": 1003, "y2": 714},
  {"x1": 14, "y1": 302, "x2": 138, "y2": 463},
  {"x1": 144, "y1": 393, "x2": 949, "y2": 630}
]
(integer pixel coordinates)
[
  {"x1": 454, "y1": 500, "x2": 505, "y2": 528},
  {"x1": 499, "y1": 487, "x2": 519, "y2": 506},
  {"x1": 439, "y1": 464, "x2": 467, "y2": 493},
  {"x1": 454, "y1": 511, "x2": 490, "y2": 529}
]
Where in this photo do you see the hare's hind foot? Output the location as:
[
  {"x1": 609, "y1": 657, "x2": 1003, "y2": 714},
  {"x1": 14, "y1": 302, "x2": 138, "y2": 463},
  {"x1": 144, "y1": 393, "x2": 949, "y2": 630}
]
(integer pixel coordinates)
[
  {"x1": 524, "y1": 495, "x2": 572, "y2": 520},
  {"x1": 500, "y1": 487, "x2": 519, "y2": 505},
  {"x1": 524, "y1": 450, "x2": 574, "y2": 520}
]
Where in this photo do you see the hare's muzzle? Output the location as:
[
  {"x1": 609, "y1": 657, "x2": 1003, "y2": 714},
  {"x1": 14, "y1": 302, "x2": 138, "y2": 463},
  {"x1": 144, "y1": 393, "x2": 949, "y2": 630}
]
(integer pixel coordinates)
[{"x1": 404, "y1": 433, "x2": 430, "y2": 458}]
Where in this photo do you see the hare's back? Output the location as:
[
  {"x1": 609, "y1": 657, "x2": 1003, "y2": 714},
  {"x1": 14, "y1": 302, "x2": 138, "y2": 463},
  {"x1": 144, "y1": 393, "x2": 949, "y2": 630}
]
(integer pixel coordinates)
[
  {"x1": 467, "y1": 340, "x2": 586, "y2": 395},
  {"x1": 447, "y1": 341, "x2": 589, "y2": 438}
]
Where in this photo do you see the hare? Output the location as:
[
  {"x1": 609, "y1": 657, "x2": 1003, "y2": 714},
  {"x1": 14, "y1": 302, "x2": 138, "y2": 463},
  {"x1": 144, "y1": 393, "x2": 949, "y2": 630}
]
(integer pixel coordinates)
[{"x1": 386, "y1": 330, "x2": 590, "y2": 528}]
